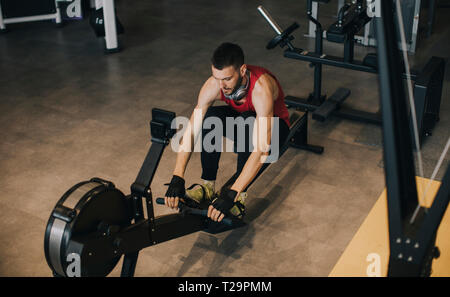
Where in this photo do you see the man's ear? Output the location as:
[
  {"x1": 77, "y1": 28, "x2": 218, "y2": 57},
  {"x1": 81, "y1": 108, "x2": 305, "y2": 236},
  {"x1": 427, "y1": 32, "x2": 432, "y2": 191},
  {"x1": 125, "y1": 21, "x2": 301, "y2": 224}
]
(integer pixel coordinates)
[{"x1": 240, "y1": 64, "x2": 247, "y2": 76}]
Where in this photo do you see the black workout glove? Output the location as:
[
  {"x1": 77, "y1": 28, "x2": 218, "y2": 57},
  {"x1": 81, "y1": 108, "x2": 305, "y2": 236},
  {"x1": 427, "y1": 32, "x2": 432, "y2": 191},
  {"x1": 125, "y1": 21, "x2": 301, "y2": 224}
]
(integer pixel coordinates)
[
  {"x1": 165, "y1": 175, "x2": 185, "y2": 199},
  {"x1": 212, "y1": 189, "x2": 238, "y2": 215}
]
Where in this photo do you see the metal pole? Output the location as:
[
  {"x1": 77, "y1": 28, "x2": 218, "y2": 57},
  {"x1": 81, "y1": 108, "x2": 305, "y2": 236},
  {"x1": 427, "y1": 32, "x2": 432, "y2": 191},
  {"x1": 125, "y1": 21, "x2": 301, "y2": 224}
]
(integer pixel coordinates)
[
  {"x1": 103, "y1": 0, "x2": 119, "y2": 51},
  {"x1": 257, "y1": 5, "x2": 282, "y2": 35},
  {"x1": 373, "y1": 0, "x2": 421, "y2": 276},
  {"x1": 0, "y1": 2, "x2": 5, "y2": 30}
]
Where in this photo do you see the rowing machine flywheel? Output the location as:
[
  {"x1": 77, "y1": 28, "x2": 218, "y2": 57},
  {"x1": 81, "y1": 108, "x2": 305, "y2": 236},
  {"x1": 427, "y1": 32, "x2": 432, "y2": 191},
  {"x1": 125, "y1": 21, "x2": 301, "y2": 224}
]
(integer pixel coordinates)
[{"x1": 44, "y1": 178, "x2": 131, "y2": 276}]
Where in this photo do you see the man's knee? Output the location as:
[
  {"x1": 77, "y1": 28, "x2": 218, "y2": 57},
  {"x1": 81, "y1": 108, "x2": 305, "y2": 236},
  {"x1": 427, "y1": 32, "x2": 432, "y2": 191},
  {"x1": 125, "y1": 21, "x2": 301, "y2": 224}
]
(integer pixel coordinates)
[
  {"x1": 240, "y1": 111, "x2": 256, "y2": 119},
  {"x1": 203, "y1": 106, "x2": 219, "y2": 120},
  {"x1": 237, "y1": 112, "x2": 256, "y2": 151},
  {"x1": 205, "y1": 105, "x2": 235, "y2": 119}
]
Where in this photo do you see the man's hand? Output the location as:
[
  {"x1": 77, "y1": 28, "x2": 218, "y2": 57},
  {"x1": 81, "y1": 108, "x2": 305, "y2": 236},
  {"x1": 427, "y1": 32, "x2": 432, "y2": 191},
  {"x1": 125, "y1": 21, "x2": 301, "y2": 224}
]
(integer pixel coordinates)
[
  {"x1": 164, "y1": 175, "x2": 185, "y2": 209},
  {"x1": 208, "y1": 189, "x2": 238, "y2": 222}
]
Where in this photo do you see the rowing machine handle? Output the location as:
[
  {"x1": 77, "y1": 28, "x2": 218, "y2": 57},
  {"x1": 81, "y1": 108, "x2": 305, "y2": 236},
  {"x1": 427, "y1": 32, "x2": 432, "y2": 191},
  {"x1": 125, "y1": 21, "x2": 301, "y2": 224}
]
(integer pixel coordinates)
[{"x1": 155, "y1": 198, "x2": 233, "y2": 226}]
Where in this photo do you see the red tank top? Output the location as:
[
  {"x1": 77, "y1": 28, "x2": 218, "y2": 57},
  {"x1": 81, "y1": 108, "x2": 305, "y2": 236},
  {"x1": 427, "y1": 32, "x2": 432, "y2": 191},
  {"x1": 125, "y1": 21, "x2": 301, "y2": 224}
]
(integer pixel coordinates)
[{"x1": 220, "y1": 65, "x2": 290, "y2": 127}]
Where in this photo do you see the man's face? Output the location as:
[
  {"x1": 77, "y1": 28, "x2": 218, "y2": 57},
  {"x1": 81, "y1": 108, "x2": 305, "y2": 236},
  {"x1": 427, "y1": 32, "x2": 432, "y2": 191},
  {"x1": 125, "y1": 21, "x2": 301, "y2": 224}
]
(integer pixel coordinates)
[{"x1": 211, "y1": 65, "x2": 246, "y2": 95}]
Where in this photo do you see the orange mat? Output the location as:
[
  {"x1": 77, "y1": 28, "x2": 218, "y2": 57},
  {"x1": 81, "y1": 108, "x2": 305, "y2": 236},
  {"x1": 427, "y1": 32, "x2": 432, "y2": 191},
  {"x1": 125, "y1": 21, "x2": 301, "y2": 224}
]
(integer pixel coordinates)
[{"x1": 329, "y1": 177, "x2": 450, "y2": 277}]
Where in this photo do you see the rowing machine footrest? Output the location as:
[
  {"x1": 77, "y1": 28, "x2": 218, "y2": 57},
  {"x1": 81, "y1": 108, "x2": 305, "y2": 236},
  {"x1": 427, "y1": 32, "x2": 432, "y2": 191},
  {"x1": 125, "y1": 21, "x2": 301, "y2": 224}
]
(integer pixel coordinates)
[{"x1": 312, "y1": 88, "x2": 350, "y2": 122}]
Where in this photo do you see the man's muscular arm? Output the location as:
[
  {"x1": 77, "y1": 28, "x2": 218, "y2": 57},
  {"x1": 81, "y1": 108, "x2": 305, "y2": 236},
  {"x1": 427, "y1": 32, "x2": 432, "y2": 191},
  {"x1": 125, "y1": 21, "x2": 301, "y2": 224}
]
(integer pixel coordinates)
[
  {"x1": 165, "y1": 77, "x2": 220, "y2": 209},
  {"x1": 173, "y1": 77, "x2": 219, "y2": 178},
  {"x1": 230, "y1": 74, "x2": 276, "y2": 195}
]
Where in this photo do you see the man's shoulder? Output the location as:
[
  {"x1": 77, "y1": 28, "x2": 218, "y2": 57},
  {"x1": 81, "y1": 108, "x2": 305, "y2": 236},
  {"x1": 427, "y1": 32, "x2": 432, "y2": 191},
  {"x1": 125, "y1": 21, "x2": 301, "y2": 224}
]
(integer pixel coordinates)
[
  {"x1": 253, "y1": 72, "x2": 277, "y2": 91},
  {"x1": 248, "y1": 65, "x2": 275, "y2": 82},
  {"x1": 248, "y1": 64, "x2": 270, "y2": 74},
  {"x1": 202, "y1": 75, "x2": 220, "y2": 91},
  {"x1": 251, "y1": 70, "x2": 279, "y2": 104},
  {"x1": 200, "y1": 76, "x2": 221, "y2": 101}
]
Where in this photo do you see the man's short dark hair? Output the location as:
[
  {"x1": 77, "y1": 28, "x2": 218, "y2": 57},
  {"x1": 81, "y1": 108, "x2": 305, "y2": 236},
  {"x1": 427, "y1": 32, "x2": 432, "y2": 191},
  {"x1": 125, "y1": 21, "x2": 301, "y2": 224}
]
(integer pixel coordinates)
[{"x1": 211, "y1": 42, "x2": 245, "y2": 70}]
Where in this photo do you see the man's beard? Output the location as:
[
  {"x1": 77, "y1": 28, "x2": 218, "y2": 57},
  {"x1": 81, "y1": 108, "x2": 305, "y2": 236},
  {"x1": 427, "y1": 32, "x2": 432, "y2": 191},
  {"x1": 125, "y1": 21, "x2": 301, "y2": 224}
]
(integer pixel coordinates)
[{"x1": 227, "y1": 74, "x2": 244, "y2": 95}]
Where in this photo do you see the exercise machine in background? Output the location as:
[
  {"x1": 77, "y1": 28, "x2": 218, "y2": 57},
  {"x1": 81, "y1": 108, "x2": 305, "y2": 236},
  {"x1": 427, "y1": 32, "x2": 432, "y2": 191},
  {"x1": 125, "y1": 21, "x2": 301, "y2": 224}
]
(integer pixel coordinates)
[
  {"x1": 260, "y1": 0, "x2": 449, "y2": 277},
  {"x1": 0, "y1": 0, "x2": 123, "y2": 53},
  {"x1": 0, "y1": 0, "x2": 63, "y2": 31},
  {"x1": 89, "y1": 0, "x2": 124, "y2": 53},
  {"x1": 258, "y1": 1, "x2": 445, "y2": 146},
  {"x1": 306, "y1": 0, "x2": 441, "y2": 54}
]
